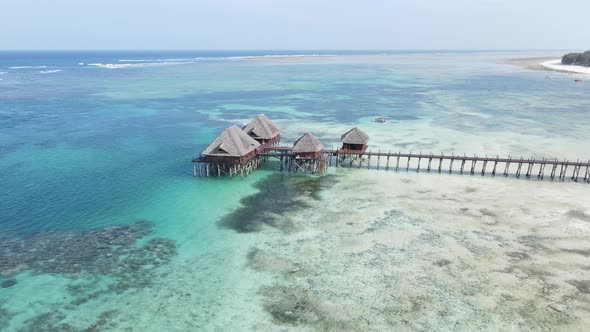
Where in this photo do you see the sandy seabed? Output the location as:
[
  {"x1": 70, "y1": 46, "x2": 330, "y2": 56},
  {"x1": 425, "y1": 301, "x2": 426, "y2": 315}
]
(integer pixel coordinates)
[{"x1": 244, "y1": 169, "x2": 590, "y2": 331}]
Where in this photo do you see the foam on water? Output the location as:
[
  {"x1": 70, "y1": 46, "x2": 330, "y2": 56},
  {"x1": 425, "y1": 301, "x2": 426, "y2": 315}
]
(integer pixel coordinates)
[
  {"x1": 9, "y1": 66, "x2": 47, "y2": 69},
  {"x1": 39, "y1": 69, "x2": 62, "y2": 74}
]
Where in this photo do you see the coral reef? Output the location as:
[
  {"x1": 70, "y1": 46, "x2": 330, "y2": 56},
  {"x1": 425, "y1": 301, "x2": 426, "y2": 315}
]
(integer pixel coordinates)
[{"x1": 220, "y1": 173, "x2": 339, "y2": 233}]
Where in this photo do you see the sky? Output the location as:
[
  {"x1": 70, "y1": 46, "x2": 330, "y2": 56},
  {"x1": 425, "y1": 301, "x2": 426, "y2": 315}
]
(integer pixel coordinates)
[{"x1": 0, "y1": 0, "x2": 588, "y2": 50}]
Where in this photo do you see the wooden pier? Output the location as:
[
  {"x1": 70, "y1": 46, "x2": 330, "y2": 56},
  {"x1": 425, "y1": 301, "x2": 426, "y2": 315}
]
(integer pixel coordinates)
[
  {"x1": 193, "y1": 117, "x2": 589, "y2": 183},
  {"x1": 195, "y1": 147, "x2": 590, "y2": 183}
]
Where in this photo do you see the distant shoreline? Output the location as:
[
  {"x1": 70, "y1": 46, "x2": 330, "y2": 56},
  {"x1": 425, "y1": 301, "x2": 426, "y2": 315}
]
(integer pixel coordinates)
[{"x1": 509, "y1": 57, "x2": 590, "y2": 76}]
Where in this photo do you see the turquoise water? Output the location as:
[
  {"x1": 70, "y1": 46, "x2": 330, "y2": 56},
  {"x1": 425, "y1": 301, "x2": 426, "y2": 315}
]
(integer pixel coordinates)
[{"x1": 1, "y1": 51, "x2": 589, "y2": 330}]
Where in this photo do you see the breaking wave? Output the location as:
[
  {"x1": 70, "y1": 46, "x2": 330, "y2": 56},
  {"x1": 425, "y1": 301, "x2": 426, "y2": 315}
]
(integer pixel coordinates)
[
  {"x1": 87, "y1": 61, "x2": 195, "y2": 69},
  {"x1": 9, "y1": 66, "x2": 48, "y2": 69},
  {"x1": 40, "y1": 69, "x2": 63, "y2": 74}
]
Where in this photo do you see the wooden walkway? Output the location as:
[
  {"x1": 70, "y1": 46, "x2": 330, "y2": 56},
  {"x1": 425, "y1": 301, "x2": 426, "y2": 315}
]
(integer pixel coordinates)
[{"x1": 253, "y1": 147, "x2": 590, "y2": 183}]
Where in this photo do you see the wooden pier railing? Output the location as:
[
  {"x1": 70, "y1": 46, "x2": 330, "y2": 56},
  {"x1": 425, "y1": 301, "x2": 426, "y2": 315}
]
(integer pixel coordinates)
[{"x1": 193, "y1": 146, "x2": 590, "y2": 183}]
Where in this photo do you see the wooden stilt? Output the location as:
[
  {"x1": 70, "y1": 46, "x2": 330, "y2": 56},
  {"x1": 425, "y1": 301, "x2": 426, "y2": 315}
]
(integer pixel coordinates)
[
  {"x1": 504, "y1": 156, "x2": 511, "y2": 176},
  {"x1": 537, "y1": 158, "x2": 545, "y2": 178},
  {"x1": 492, "y1": 156, "x2": 499, "y2": 176},
  {"x1": 417, "y1": 153, "x2": 421, "y2": 172},
  {"x1": 551, "y1": 160, "x2": 558, "y2": 180},
  {"x1": 396, "y1": 154, "x2": 400, "y2": 171},
  {"x1": 516, "y1": 157, "x2": 523, "y2": 178},
  {"x1": 386, "y1": 150, "x2": 391, "y2": 171}
]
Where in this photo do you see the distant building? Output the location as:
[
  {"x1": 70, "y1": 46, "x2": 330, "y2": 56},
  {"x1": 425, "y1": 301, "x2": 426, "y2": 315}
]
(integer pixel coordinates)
[
  {"x1": 202, "y1": 125, "x2": 261, "y2": 164},
  {"x1": 340, "y1": 127, "x2": 369, "y2": 153},
  {"x1": 292, "y1": 132, "x2": 324, "y2": 159},
  {"x1": 242, "y1": 114, "x2": 281, "y2": 146}
]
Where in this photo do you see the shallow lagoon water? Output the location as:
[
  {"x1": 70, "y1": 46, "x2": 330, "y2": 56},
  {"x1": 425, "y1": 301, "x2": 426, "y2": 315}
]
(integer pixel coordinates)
[{"x1": 0, "y1": 51, "x2": 589, "y2": 330}]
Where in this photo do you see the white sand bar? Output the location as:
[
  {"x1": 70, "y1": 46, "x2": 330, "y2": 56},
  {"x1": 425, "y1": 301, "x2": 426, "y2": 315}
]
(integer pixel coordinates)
[{"x1": 541, "y1": 59, "x2": 590, "y2": 76}]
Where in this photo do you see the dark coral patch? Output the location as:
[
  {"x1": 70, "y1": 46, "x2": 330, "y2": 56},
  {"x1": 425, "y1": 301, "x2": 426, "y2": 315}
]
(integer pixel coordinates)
[{"x1": 219, "y1": 173, "x2": 338, "y2": 233}]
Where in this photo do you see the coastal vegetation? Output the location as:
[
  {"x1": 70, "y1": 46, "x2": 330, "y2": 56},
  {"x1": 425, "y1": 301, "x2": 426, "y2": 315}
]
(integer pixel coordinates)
[{"x1": 561, "y1": 51, "x2": 590, "y2": 66}]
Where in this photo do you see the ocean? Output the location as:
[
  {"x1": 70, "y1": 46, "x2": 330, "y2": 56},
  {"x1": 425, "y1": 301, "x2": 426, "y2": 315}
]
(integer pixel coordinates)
[{"x1": 0, "y1": 50, "x2": 589, "y2": 331}]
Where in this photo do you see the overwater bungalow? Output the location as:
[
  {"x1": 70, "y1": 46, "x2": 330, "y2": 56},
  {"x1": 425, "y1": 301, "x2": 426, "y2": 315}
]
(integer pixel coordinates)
[
  {"x1": 292, "y1": 132, "x2": 326, "y2": 173},
  {"x1": 292, "y1": 132, "x2": 324, "y2": 159},
  {"x1": 242, "y1": 114, "x2": 281, "y2": 146},
  {"x1": 195, "y1": 125, "x2": 263, "y2": 177},
  {"x1": 202, "y1": 125, "x2": 261, "y2": 163},
  {"x1": 340, "y1": 127, "x2": 369, "y2": 153}
]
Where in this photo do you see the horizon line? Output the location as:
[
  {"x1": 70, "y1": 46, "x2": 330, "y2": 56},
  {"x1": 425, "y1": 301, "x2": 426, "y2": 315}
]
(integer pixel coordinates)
[{"x1": 0, "y1": 48, "x2": 575, "y2": 52}]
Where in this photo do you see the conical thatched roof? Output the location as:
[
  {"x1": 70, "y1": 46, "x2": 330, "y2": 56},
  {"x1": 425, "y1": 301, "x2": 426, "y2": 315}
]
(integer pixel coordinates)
[
  {"x1": 202, "y1": 125, "x2": 261, "y2": 157},
  {"x1": 341, "y1": 127, "x2": 369, "y2": 144},
  {"x1": 292, "y1": 132, "x2": 324, "y2": 153},
  {"x1": 242, "y1": 114, "x2": 281, "y2": 140}
]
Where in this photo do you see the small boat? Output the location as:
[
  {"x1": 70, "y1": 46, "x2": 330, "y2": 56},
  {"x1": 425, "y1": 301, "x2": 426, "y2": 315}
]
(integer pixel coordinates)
[
  {"x1": 376, "y1": 117, "x2": 386, "y2": 123},
  {"x1": 575, "y1": 79, "x2": 583, "y2": 82}
]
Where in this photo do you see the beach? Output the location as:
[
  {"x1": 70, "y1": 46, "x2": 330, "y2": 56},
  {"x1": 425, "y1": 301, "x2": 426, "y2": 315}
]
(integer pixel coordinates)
[
  {"x1": 509, "y1": 56, "x2": 590, "y2": 76},
  {"x1": 541, "y1": 59, "x2": 590, "y2": 76}
]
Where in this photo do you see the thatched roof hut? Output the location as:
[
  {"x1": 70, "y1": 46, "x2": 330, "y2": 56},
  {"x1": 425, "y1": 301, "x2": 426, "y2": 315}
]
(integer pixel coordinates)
[
  {"x1": 242, "y1": 114, "x2": 281, "y2": 144},
  {"x1": 293, "y1": 132, "x2": 324, "y2": 157},
  {"x1": 340, "y1": 127, "x2": 369, "y2": 153},
  {"x1": 202, "y1": 125, "x2": 261, "y2": 162},
  {"x1": 341, "y1": 127, "x2": 369, "y2": 145}
]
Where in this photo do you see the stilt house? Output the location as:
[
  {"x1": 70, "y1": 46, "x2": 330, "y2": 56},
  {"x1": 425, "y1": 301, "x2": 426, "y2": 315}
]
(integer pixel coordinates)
[
  {"x1": 242, "y1": 114, "x2": 281, "y2": 146},
  {"x1": 202, "y1": 125, "x2": 261, "y2": 163},
  {"x1": 292, "y1": 132, "x2": 324, "y2": 159},
  {"x1": 340, "y1": 127, "x2": 369, "y2": 153}
]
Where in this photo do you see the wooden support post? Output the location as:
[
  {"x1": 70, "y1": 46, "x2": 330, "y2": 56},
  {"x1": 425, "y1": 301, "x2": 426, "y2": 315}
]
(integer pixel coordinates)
[
  {"x1": 537, "y1": 158, "x2": 545, "y2": 178},
  {"x1": 377, "y1": 150, "x2": 381, "y2": 170},
  {"x1": 406, "y1": 156, "x2": 411, "y2": 171},
  {"x1": 438, "y1": 153, "x2": 443, "y2": 173},
  {"x1": 449, "y1": 158, "x2": 454, "y2": 174},
  {"x1": 492, "y1": 156, "x2": 499, "y2": 176},
  {"x1": 427, "y1": 155, "x2": 432, "y2": 172},
  {"x1": 516, "y1": 157, "x2": 523, "y2": 178},
  {"x1": 559, "y1": 162, "x2": 565, "y2": 180},
  {"x1": 386, "y1": 150, "x2": 391, "y2": 171},
  {"x1": 504, "y1": 156, "x2": 511, "y2": 176},
  {"x1": 584, "y1": 163, "x2": 590, "y2": 182},
  {"x1": 525, "y1": 159, "x2": 533, "y2": 178},
  {"x1": 551, "y1": 161, "x2": 557, "y2": 180},
  {"x1": 368, "y1": 150, "x2": 371, "y2": 169},
  {"x1": 482, "y1": 160, "x2": 488, "y2": 176},
  {"x1": 460, "y1": 159, "x2": 466, "y2": 174},
  {"x1": 470, "y1": 156, "x2": 476, "y2": 175},
  {"x1": 571, "y1": 159, "x2": 579, "y2": 180},
  {"x1": 396, "y1": 154, "x2": 400, "y2": 171},
  {"x1": 417, "y1": 153, "x2": 421, "y2": 172}
]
